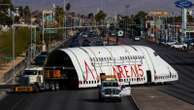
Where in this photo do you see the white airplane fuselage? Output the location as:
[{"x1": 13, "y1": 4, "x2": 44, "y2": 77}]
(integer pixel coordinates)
[{"x1": 46, "y1": 45, "x2": 179, "y2": 88}]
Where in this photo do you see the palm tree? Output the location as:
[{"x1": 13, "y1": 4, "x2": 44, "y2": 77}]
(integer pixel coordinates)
[
  {"x1": 65, "y1": 3, "x2": 71, "y2": 11},
  {"x1": 23, "y1": 6, "x2": 31, "y2": 23}
]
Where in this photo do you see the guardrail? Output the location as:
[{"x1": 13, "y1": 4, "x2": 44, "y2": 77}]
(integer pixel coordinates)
[{"x1": 3, "y1": 59, "x2": 26, "y2": 84}]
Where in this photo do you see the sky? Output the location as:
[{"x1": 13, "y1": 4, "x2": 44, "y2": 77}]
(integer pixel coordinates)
[{"x1": 12, "y1": 0, "x2": 194, "y2": 16}]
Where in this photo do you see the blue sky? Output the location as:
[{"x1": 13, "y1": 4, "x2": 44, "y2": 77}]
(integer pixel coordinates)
[{"x1": 12, "y1": 0, "x2": 194, "y2": 16}]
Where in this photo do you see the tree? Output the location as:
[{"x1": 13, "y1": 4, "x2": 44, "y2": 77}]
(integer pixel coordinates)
[
  {"x1": 0, "y1": 0, "x2": 12, "y2": 25},
  {"x1": 134, "y1": 11, "x2": 147, "y2": 24},
  {"x1": 0, "y1": 12, "x2": 12, "y2": 25},
  {"x1": 18, "y1": 6, "x2": 23, "y2": 17},
  {"x1": 0, "y1": 0, "x2": 12, "y2": 12},
  {"x1": 23, "y1": 6, "x2": 31, "y2": 23},
  {"x1": 95, "y1": 10, "x2": 106, "y2": 24},
  {"x1": 88, "y1": 13, "x2": 94, "y2": 19},
  {"x1": 55, "y1": 6, "x2": 64, "y2": 26},
  {"x1": 65, "y1": 3, "x2": 71, "y2": 11}
]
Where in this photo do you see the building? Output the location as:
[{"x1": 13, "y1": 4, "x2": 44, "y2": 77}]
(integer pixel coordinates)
[{"x1": 145, "y1": 10, "x2": 169, "y2": 42}]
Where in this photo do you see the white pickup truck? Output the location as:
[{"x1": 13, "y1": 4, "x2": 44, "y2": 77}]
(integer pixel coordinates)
[{"x1": 98, "y1": 80, "x2": 131, "y2": 101}]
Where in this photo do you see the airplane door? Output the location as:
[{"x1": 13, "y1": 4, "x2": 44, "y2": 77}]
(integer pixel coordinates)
[
  {"x1": 120, "y1": 86, "x2": 131, "y2": 96},
  {"x1": 146, "y1": 70, "x2": 152, "y2": 83}
]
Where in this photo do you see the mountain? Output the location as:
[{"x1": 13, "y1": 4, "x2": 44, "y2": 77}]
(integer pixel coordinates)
[{"x1": 12, "y1": 0, "x2": 194, "y2": 15}]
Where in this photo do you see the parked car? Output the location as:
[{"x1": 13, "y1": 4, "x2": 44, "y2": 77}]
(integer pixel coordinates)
[
  {"x1": 171, "y1": 43, "x2": 187, "y2": 50},
  {"x1": 165, "y1": 41, "x2": 177, "y2": 46}
]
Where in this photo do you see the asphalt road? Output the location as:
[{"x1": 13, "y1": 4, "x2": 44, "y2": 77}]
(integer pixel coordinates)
[
  {"x1": 0, "y1": 89, "x2": 138, "y2": 110},
  {"x1": 123, "y1": 38, "x2": 194, "y2": 105},
  {"x1": 1, "y1": 37, "x2": 194, "y2": 110}
]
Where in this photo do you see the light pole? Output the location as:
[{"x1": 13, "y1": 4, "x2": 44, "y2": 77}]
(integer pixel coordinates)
[
  {"x1": 12, "y1": 24, "x2": 38, "y2": 68},
  {"x1": 12, "y1": 25, "x2": 16, "y2": 79}
]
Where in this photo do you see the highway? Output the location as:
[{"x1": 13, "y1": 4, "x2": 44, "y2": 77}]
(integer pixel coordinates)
[
  {"x1": 0, "y1": 89, "x2": 138, "y2": 110},
  {"x1": 0, "y1": 37, "x2": 194, "y2": 109}
]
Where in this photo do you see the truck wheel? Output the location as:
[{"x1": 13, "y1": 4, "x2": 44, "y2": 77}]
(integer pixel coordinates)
[
  {"x1": 55, "y1": 83, "x2": 60, "y2": 91},
  {"x1": 117, "y1": 98, "x2": 122, "y2": 102},
  {"x1": 183, "y1": 46, "x2": 186, "y2": 50},
  {"x1": 33, "y1": 85, "x2": 40, "y2": 92},
  {"x1": 51, "y1": 83, "x2": 55, "y2": 91},
  {"x1": 44, "y1": 83, "x2": 50, "y2": 91}
]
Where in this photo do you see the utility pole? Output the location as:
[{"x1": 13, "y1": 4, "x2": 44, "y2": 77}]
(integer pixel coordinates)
[{"x1": 64, "y1": 0, "x2": 67, "y2": 39}]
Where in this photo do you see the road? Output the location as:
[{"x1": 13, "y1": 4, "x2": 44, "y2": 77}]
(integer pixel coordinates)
[
  {"x1": 122, "y1": 38, "x2": 194, "y2": 105},
  {"x1": 0, "y1": 89, "x2": 138, "y2": 110},
  {"x1": 1, "y1": 37, "x2": 194, "y2": 109}
]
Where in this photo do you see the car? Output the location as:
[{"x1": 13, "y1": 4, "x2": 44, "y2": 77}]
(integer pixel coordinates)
[
  {"x1": 171, "y1": 43, "x2": 187, "y2": 50},
  {"x1": 165, "y1": 41, "x2": 177, "y2": 46},
  {"x1": 134, "y1": 36, "x2": 140, "y2": 41},
  {"x1": 98, "y1": 80, "x2": 122, "y2": 101}
]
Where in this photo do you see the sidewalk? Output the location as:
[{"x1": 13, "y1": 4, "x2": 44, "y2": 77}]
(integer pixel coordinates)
[
  {"x1": 131, "y1": 87, "x2": 194, "y2": 110},
  {"x1": 0, "y1": 56, "x2": 25, "y2": 83}
]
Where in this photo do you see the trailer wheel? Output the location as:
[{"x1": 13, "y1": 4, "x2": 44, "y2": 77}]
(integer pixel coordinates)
[{"x1": 55, "y1": 83, "x2": 60, "y2": 91}]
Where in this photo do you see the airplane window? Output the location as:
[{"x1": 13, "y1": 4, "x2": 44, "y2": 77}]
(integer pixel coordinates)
[
  {"x1": 125, "y1": 56, "x2": 127, "y2": 59},
  {"x1": 119, "y1": 79, "x2": 123, "y2": 82}
]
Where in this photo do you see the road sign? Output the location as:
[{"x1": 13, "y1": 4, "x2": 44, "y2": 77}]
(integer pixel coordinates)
[{"x1": 175, "y1": 0, "x2": 193, "y2": 8}]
